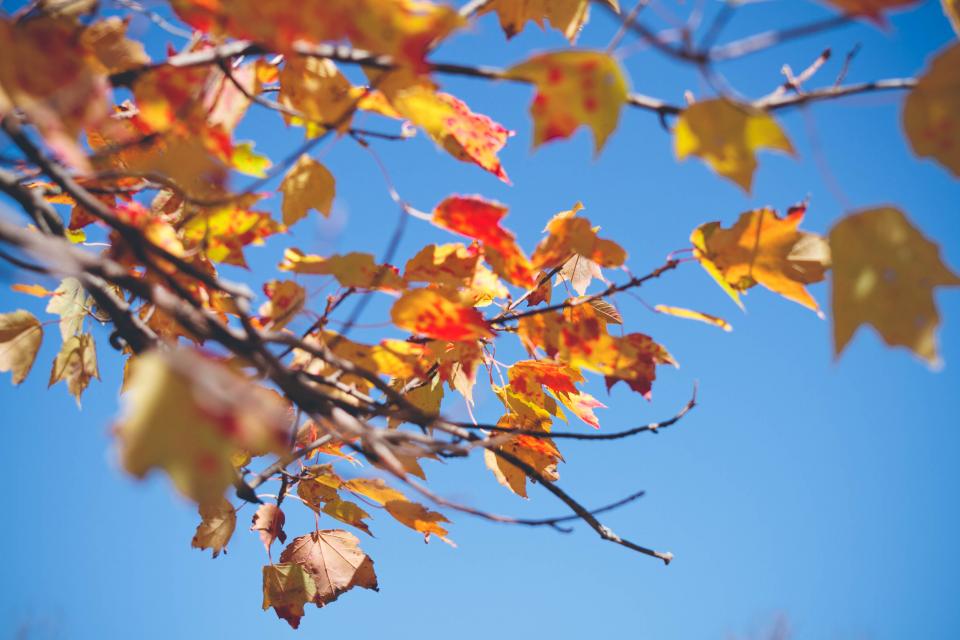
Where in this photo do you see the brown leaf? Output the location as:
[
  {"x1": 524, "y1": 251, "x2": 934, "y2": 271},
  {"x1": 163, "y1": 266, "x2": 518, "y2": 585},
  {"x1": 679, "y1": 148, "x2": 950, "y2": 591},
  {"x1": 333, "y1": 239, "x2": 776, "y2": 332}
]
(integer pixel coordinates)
[
  {"x1": 191, "y1": 498, "x2": 236, "y2": 558},
  {"x1": 0, "y1": 310, "x2": 43, "y2": 385},
  {"x1": 278, "y1": 530, "x2": 378, "y2": 611},
  {"x1": 251, "y1": 504, "x2": 287, "y2": 554},
  {"x1": 262, "y1": 563, "x2": 317, "y2": 629}
]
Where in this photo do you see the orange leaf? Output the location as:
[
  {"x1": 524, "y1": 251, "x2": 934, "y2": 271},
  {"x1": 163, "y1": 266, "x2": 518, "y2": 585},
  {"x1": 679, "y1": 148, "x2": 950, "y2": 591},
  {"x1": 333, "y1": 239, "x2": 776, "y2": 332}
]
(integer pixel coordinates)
[{"x1": 391, "y1": 289, "x2": 492, "y2": 341}]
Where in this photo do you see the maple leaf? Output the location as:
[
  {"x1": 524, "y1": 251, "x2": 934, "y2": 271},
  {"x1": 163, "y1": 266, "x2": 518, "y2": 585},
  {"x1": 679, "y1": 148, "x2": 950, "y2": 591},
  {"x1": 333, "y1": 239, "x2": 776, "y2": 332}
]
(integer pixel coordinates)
[
  {"x1": 192, "y1": 498, "x2": 237, "y2": 558},
  {"x1": 0, "y1": 15, "x2": 109, "y2": 168},
  {"x1": 675, "y1": 99, "x2": 794, "y2": 192},
  {"x1": 280, "y1": 249, "x2": 405, "y2": 291},
  {"x1": 903, "y1": 43, "x2": 960, "y2": 177},
  {"x1": 532, "y1": 202, "x2": 626, "y2": 272},
  {"x1": 691, "y1": 205, "x2": 830, "y2": 312},
  {"x1": 257, "y1": 280, "x2": 306, "y2": 331},
  {"x1": 509, "y1": 360, "x2": 605, "y2": 428},
  {"x1": 279, "y1": 154, "x2": 336, "y2": 226},
  {"x1": 484, "y1": 414, "x2": 561, "y2": 498},
  {"x1": 508, "y1": 51, "x2": 629, "y2": 153},
  {"x1": 481, "y1": 0, "x2": 619, "y2": 43},
  {"x1": 391, "y1": 289, "x2": 493, "y2": 341},
  {"x1": 394, "y1": 87, "x2": 514, "y2": 182},
  {"x1": 830, "y1": 207, "x2": 960, "y2": 366},
  {"x1": 180, "y1": 201, "x2": 283, "y2": 267},
  {"x1": 279, "y1": 57, "x2": 356, "y2": 137},
  {"x1": 432, "y1": 195, "x2": 535, "y2": 287},
  {"x1": 262, "y1": 563, "x2": 318, "y2": 629},
  {"x1": 277, "y1": 530, "x2": 378, "y2": 620},
  {"x1": 343, "y1": 478, "x2": 450, "y2": 542},
  {"x1": 170, "y1": 0, "x2": 462, "y2": 71},
  {"x1": 404, "y1": 243, "x2": 481, "y2": 288},
  {"x1": 116, "y1": 349, "x2": 290, "y2": 504},
  {"x1": 251, "y1": 504, "x2": 288, "y2": 555},
  {"x1": 48, "y1": 333, "x2": 99, "y2": 406},
  {"x1": 0, "y1": 310, "x2": 43, "y2": 385}
]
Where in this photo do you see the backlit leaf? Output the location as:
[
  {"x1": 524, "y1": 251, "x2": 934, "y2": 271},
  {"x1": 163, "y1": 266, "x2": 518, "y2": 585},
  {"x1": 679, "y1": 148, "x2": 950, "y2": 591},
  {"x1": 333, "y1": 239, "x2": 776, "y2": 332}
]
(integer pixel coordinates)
[
  {"x1": 675, "y1": 99, "x2": 794, "y2": 192},
  {"x1": 655, "y1": 305, "x2": 732, "y2": 331},
  {"x1": 280, "y1": 249, "x2": 405, "y2": 291},
  {"x1": 251, "y1": 504, "x2": 288, "y2": 554},
  {"x1": 48, "y1": 333, "x2": 98, "y2": 405},
  {"x1": 830, "y1": 206, "x2": 960, "y2": 366},
  {"x1": 691, "y1": 204, "x2": 830, "y2": 312},
  {"x1": 262, "y1": 563, "x2": 318, "y2": 630},
  {"x1": 480, "y1": 0, "x2": 619, "y2": 43},
  {"x1": 508, "y1": 51, "x2": 628, "y2": 153},
  {"x1": 280, "y1": 154, "x2": 335, "y2": 225},
  {"x1": 391, "y1": 289, "x2": 493, "y2": 341},
  {"x1": 46, "y1": 277, "x2": 88, "y2": 339},
  {"x1": 532, "y1": 202, "x2": 626, "y2": 271}
]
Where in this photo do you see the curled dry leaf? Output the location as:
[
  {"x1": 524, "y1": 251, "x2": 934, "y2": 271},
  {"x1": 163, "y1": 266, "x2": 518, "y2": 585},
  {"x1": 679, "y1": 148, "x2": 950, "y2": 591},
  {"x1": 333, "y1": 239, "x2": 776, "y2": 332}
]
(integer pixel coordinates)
[
  {"x1": 251, "y1": 504, "x2": 288, "y2": 554},
  {"x1": 192, "y1": 498, "x2": 237, "y2": 558}
]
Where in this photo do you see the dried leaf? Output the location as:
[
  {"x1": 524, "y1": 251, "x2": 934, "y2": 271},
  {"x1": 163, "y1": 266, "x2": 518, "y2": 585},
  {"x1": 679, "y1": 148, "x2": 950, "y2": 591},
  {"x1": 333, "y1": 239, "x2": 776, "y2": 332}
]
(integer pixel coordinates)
[
  {"x1": 192, "y1": 498, "x2": 236, "y2": 558},
  {"x1": 48, "y1": 333, "x2": 98, "y2": 405},
  {"x1": 262, "y1": 563, "x2": 318, "y2": 629},
  {"x1": 0, "y1": 310, "x2": 43, "y2": 385},
  {"x1": 251, "y1": 504, "x2": 288, "y2": 554}
]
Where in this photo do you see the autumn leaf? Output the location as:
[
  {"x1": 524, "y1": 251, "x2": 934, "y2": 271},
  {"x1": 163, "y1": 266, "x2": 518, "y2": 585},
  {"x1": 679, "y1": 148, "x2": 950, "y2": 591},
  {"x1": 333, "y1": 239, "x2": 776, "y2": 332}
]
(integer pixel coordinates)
[
  {"x1": 484, "y1": 414, "x2": 561, "y2": 498},
  {"x1": 276, "y1": 530, "x2": 378, "y2": 622},
  {"x1": 49, "y1": 333, "x2": 98, "y2": 405},
  {"x1": 830, "y1": 207, "x2": 960, "y2": 366},
  {"x1": 80, "y1": 16, "x2": 150, "y2": 75},
  {"x1": 509, "y1": 360, "x2": 604, "y2": 428},
  {"x1": 903, "y1": 43, "x2": 960, "y2": 177},
  {"x1": 532, "y1": 202, "x2": 626, "y2": 272},
  {"x1": 279, "y1": 57, "x2": 356, "y2": 137},
  {"x1": 280, "y1": 249, "x2": 405, "y2": 291},
  {"x1": 403, "y1": 243, "x2": 480, "y2": 288},
  {"x1": 675, "y1": 99, "x2": 794, "y2": 192},
  {"x1": 822, "y1": 0, "x2": 919, "y2": 22},
  {"x1": 170, "y1": 0, "x2": 462, "y2": 71},
  {"x1": 384, "y1": 500, "x2": 453, "y2": 545},
  {"x1": 251, "y1": 504, "x2": 288, "y2": 554},
  {"x1": 46, "y1": 277, "x2": 88, "y2": 339},
  {"x1": 481, "y1": 0, "x2": 619, "y2": 43},
  {"x1": 0, "y1": 15, "x2": 109, "y2": 168},
  {"x1": 180, "y1": 201, "x2": 283, "y2": 267},
  {"x1": 116, "y1": 349, "x2": 290, "y2": 504},
  {"x1": 432, "y1": 195, "x2": 534, "y2": 287},
  {"x1": 262, "y1": 563, "x2": 318, "y2": 630},
  {"x1": 0, "y1": 310, "x2": 43, "y2": 385},
  {"x1": 391, "y1": 289, "x2": 493, "y2": 341},
  {"x1": 508, "y1": 51, "x2": 629, "y2": 153},
  {"x1": 11, "y1": 284, "x2": 57, "y2": 298},
  {"x1": 191, "y1": 498, "x2": 236, "y2": 558},
  {"x1": 257, "y1": 280, "x2": 306, "y2": 331},
  {"x1": 279, "y1": 154, "x2": 335, "y2": 225},
  {"x1": 655, "y1": 305, "x2": 732, "y2": 332},
  {"x1": 691, "y1": 205, "x2": 830, "y2": 312},
  {"x1": 394, "y1": 87, "x2": 513, "y2": 182}
]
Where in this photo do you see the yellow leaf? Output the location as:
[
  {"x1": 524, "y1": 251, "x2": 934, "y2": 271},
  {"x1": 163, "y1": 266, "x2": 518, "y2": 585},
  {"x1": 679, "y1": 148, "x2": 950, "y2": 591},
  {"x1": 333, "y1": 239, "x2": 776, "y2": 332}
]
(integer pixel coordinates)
[
  {"x1": 903, "y1": 42, "x2": 960, "y2": 177},
  {"x1": 116, "y1": 349, "x2": 290, "y2": 504},
  {"x1": 675, "y1": 98, "x2": 794, "y2": 192},
  {"x1": 257, "y1": 280, "x2": 305, "y2": 331},
  {"x1": 393, "y1": 86, "x2": 513, "y2": 182},
  {"x1": 46, "y1": 277, "x2": 88, "y2": 339},
  {"x1": 691, "y1": 205, "x2": 830, "y2": 312},
  {"x1": 11, "y1": 284, "x2": 56, "y2": 298},
  {"x1": 830, "y1": 207, "x2": 960, "y2": 366},
  {"x1": 655, "y1": 305, "x2": 732, "y2": 332},
  {"x1": 279, "y1": 154, "x2": 335, "y2": 225},
  {"x1": 279, "y1": 249, "x2": 405, "y2": 291},
  {"x1": 384, "y1": 500, "x2": 453, "y2": 545},
  {"x1": 180, "y1": 202, "x2": 282, "y2": 267},
  {"x1": 508, "y1": 51, "x2": 628, "y2": 153},
  {"x1": 344, "y1": 478, "x2": 408, "y2": 505},
  {"x1": 0, "y1": 310, "x2": 43, "y2": 385},
  {"x1": 484, "y1": 414, "x2": 561, "y2": 498},
  {"x1": 48, "y1": 333, "x2": 98, "y2": 406},
  {"x1": 278, "y1": 57, "x2": 356, "y2": 137},
  {"x1": 481, "y1": 0, "x2": 619, "y2": 43},
  {"x1": 231, "y1": 141, "x2": 272, "y2": 177},
  {"x1": 191, "y1": 498, "x2": 237, "y2": 558},
  {"x1": 532, "y1": 201, "x2": 626, "y2": 271}
]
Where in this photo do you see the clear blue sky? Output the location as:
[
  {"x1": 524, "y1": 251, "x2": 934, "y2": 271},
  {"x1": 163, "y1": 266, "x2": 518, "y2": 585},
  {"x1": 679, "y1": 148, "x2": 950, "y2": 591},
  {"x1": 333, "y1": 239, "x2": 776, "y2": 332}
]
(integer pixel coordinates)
[{"x1": 2, "y1": 1, "x2": 959, "y2": 639}]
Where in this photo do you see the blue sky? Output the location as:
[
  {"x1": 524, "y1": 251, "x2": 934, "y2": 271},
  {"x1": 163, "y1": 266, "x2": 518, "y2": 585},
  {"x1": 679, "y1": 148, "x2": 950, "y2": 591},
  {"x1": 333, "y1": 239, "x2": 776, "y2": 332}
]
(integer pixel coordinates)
[{"x1": 1, "y1": 1, "x2": 959, "y2": 639}]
